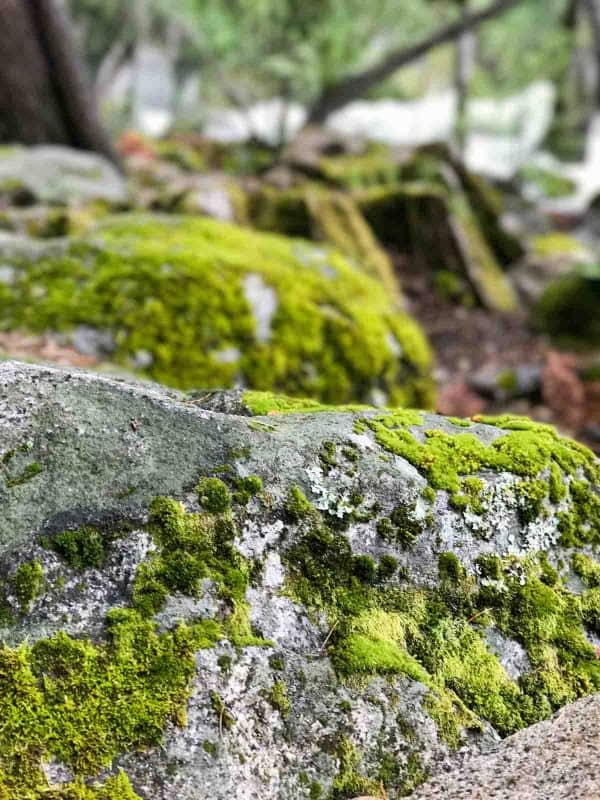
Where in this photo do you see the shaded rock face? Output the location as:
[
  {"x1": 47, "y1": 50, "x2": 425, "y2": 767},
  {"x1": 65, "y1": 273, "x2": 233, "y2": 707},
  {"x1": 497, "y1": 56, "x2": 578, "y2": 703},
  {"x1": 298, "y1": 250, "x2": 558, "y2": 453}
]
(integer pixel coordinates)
[
  {"x1": 0, "y1": 363, "x2": 599, "y2": 799},
  {"x1": 409, "y1": 693, "x2": 600, "y2": 800}
]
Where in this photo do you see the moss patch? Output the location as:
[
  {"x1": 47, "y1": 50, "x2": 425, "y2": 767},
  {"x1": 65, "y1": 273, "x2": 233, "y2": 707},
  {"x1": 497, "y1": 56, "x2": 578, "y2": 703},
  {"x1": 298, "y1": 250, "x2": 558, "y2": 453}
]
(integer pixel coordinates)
[
  {"x1": 282, "y1": 496, "x2": 600, "y2": 759},
  {"x1": 363, "y1": 411, "x2": 599, "y2": 542},
  {"x1": 0, "y1": 484, "x2": 274, "y2": 796}
]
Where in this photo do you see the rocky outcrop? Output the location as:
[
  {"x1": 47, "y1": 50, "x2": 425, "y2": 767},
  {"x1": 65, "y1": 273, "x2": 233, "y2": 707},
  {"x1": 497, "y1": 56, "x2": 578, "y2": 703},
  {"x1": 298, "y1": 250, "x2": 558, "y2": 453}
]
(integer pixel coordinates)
[
  {"x1": 0, "y1": 362, "x2": 598, "y2": 799},
  {"x1": 409, "y1": 692, "x2": 600, "y2": 799}
]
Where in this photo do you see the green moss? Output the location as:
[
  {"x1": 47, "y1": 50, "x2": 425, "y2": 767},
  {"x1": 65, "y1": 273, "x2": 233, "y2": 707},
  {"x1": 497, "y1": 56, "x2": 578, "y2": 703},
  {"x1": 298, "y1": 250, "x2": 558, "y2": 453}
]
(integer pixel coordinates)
[
  {"x1": 234, "y1": 474, "x2": 263, "y2": 504},
  {"x1": 515, "y1": 479, "x2": 549, "y2": 524},
  {"x1": 450, "y1": 477, "x2": 485, "y2": 515},
  {"x1": 438, "y1": 553, "x2": 464, "y2": 582},
  {"x1": 0, "y1": 487, "x2": 276, "y2": 795},
  {"x1": 203, "y1": 739, "x2": 218, "y2": 757},
  {"x1": 320, "y1": 441, "x2": 338, "y2": 473},
  {"x1": 549, "y1": 462, "x2": 567, "y2": 504},
  {"x1": 0, "y1": 608, "x2": 220, "y2": 796},
  {"x1": 44, "y1": 770, "x2": 142, "y2": 798},
  {"x1": 309, "y1": 781, "x2": 323, "y2": 799},
  {"x1": 377, "y1": 555, "x2": 399, "y2": 581},
  {"x1": 49, "y1": 526, "x2": 107, "y2": 570},
  {"x1": 264, "y1": 680, "x2": 291, "y2": 718},
  {"x1": 377, "y1": 503, "x2": 424, "y2": 549},
  {"x1": 285, "y1": 485, "x2": 312, "y2": 520},
  {"x1": 535, "y1": 272, "x2": 600, "y2": 348},
  {"x1": 210, "y1": 691, "x2": 235, "y2": 731},
  {"x1": 330, "y1": 737, "x2": 381, "y2": 799},
  {"x1": 283, "y1": 484, "x2": 600, "y2": 749},
  {"x1": 12, "y1": 560, "x2": 44, "y2": 612},
  {"x1": 5, "y1": 461, "x2": 42, "y2": 488},
  {"x1": 242, "y1": 390, "x2": 374, "y2": 416},
  {"x1": 1, "y1": 214, "x2": 434, "y2": 407},
  {"x1": 196, "y1": 477, "x2": 232, "y2": 514},
  {"x1": 447, "y1": 417, "x2": 472, "y2": 428},
  {"x1": 363, "y1": 411, "x2": 599, "y2": 539},
  {"x1": 572, "y1": 553, "x2": 600, "y2": 588},
  {"x1": 421, "y1": 486, "x2": 436, "y2": 503},
  {"x1": 475, "y1": 554, "x2": 503, "y2": 581}
]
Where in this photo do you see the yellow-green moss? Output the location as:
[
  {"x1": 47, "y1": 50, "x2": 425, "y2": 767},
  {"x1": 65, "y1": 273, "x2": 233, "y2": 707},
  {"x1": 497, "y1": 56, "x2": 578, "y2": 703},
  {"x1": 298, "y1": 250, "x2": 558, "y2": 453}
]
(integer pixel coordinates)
[
  {"x1": 196, "y1": 477, "x2": 232, "y2": 514},
  {"x1": 0, "y1": 609, "x2": 220, "y2": 797},
  {"x1": 264, "y1": 680, "x2": 291, "y2": 718},
  {"x1": 1, "y1": 214, "x2": 434, "y2": 407},
  {"x1": 282, "y1": 490, "x2": 600, "y2": 752},
  {"x1": 242, "y1": 390, "x2": 373, "y2": 416},
  {"x1": 0, "y1": 486, "x2": 275, "y2": 796},
  {"x1": 12, "y1": 560, "x2": 44, "y2": 613},
  {"x1": 285, "y1": 485, "x2": 312, "y2": 520},
  {"x1": 362, "y1": 412, "x2": 599, "y2": 542}
]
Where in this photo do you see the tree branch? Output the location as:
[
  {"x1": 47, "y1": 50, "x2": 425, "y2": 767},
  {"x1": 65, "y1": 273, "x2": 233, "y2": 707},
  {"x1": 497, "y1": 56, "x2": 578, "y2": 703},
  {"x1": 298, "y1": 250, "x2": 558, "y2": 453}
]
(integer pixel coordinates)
[{"x1": 306, "y1": 0, "x2": 525, "y2": 124}]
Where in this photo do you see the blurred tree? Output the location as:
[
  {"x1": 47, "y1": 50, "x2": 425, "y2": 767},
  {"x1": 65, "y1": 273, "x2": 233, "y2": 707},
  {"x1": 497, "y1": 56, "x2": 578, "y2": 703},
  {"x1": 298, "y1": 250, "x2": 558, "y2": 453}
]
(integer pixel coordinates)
[
  {"x1": 0, "y1": 0, "x2": 118, "y2": 163},
  {"x1": 158, "y1": 0, "x2": 526, "y2": 123}
]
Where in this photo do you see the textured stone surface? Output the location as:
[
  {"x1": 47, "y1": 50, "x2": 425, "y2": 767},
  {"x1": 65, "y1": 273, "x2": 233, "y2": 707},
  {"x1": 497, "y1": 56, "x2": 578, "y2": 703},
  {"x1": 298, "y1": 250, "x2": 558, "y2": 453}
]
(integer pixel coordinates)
[
  {"x1": 0, "y1": 362, "x2": 598, "y2": 799},
  {"x1": 409, "y1": 693, "x2": 600, "y2": 800},
  {"x1": 0, "y1": 145, "x2": 128, "y2": 205}
]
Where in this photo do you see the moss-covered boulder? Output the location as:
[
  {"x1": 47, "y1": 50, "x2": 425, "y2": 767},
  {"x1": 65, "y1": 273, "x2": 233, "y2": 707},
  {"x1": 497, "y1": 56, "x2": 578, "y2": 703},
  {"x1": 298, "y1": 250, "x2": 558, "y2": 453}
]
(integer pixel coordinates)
[
  {"x1": 358, "y1": 181, "x2": 519, "y2": 313},
  {"x1": 0, "y1": 214, "x2": 433, "y2": 406},
  {"x1": 248, "y1": 184, "x2": 401, "y2": 302},
  {"x1": 0, "y1": 363, "x2": 598, "y2": 799},
  {"x1": 535, "y1": 265, "x2": 600, "y2": 348}
]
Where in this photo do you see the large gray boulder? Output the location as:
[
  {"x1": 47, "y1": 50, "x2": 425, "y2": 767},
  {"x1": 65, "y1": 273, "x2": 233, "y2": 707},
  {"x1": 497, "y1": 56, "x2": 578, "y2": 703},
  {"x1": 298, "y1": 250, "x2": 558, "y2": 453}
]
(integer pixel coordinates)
[{"x1": 0, "y1": 362, "x2": 598, "y2": 800}]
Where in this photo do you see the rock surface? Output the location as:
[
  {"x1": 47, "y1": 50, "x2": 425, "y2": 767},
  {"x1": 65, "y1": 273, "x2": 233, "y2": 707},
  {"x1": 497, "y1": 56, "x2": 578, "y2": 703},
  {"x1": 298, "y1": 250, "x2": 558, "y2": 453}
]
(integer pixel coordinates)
[
  {"x1": 0, "y1": 362, "x2": 599, "y2": 799},
  {"x1": 0, "y1": 145, "x2": 128, "y2": 206},
  {"x1": 409, "y1": 692, "x2": 600, "y2": 799}
]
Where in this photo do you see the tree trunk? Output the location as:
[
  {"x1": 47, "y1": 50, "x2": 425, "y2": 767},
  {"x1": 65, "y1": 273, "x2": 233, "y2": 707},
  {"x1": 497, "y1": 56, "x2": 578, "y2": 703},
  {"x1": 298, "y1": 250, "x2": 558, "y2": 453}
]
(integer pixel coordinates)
[
  {"x1": 0, "y1": 0, "x2": 119, "y2": 165},
  {"x1": 582, "y1": 0, "x2": 600, "y2": 108},
  {"x1": 454, "y1": 2, "x2": 476, "y2": 153},
  {"x1": 306, "y1": 0, "x2": 524, "y2": 125}
]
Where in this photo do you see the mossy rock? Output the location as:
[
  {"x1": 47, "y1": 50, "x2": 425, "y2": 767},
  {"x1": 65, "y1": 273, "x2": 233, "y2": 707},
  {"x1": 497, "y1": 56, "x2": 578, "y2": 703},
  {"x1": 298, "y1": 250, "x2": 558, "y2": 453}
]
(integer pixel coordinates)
[
  {"x1": 0, "y1": 214, "x2": 433, "y2": 406},
  {"x1": 357, "y1": 182, "x2": 519, "y2": 313},
  {"x1": 535, "y1": 268, "x2": 600, "y2": 348},
  {"x1": 0, "y1": 364, "x2": 599, "y2": 799},
  {"x1": 248, "y1": 184, "x2": 401, "y2": 302}
]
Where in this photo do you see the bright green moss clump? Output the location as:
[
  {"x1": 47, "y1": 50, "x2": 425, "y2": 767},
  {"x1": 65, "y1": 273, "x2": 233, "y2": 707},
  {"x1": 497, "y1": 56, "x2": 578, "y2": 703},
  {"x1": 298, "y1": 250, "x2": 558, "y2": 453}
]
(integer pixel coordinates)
[
  {"x1": 12, "y1": 560, "x2": 44, "y2": 612},
  {"x1": 363, "y1": 411, "x2": 599, "y2": 542},
  {"x1": 0, "y1": 609, "x2": 220, "y2": 798},
  {"x1": 196, "y1": 477, "x2": 232, "y2": 514},
  {"x1": 0, "y1": 214, "x2": 434, "y2": 407},
  {"x1": 49, "y1": 526, "x2": 107, "y2": 570},
  {"x1": 242, "y1": 390, "x2": 373, "y2": 416},
  {"x1": 0, "y1": 488, "x2": 271, "y2": 797}
]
